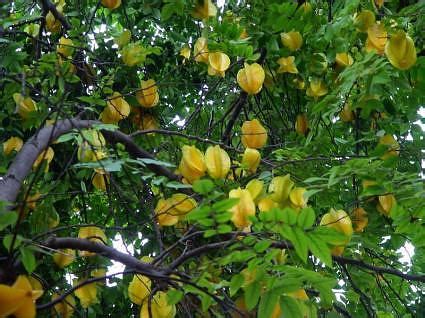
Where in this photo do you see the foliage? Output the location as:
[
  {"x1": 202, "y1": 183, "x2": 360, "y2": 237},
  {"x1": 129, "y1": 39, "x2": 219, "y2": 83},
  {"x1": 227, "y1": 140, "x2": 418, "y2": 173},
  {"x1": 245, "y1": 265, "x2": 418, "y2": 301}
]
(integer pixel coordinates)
[{"x1": 0, "y1": 0, "x2": 424, "y2": 317}]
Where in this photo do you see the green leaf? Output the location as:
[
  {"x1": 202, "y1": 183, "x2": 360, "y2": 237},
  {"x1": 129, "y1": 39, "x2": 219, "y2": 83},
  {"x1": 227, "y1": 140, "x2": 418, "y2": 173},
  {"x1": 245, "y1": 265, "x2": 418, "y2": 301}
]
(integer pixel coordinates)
[
  {"x1": 258, "y1": 289, "x2": 280, "y2": 318},
  {"x1": 3, "y1": 234, "x2": 23, "y2": 250},
  {"x1": 254, "y1": 240, "x2": 271, "y2": 253},
  {"x1": 167, "y1": 289, "x2": 184, "y2": 305},
  {"x1": 291, "y1": 227, "x2": 309, "y2": 263},
  {"x1": 308, "y1": 233, "x2": 333, "y2": 267},
  {"x1": 204, "y1": 229, "x2": 217, "y2": 237},
  {"x1": 230, "y1": 274, "x2": 244, "y2": 296},
  {"x1": 20, "y1": 246, "x2": 37, "y2": 274},
  {"x1": 137, "y1": 158, "x2": 175, "y2": 168},
  {"x1": 212, "y1": 198, "x2": 239, "y2": 212},
  {"x1": 297, "y1": 208, "x2": 316, "y2": 229},
  {"x1": 244, "y1": 281, "x2": 261, "y2": 310},
  {"x1": 280, "y1": 296, "x2": 303, "y2": 318},
  {"x1": 313, "y1": 227, "x2": 347, "y2": 246},
  {"x1": 0, "y1": 212, "x2": 18, "y2": 231},
  {"x1": 217, "y1": 224, "x2": 232, "y2": 234},
  {"x1": 165, "y1": 181, "x2": 192, "y2": 190},
  {"x1": 192, "y1": 179, "x2": 215, "y2": 195}
]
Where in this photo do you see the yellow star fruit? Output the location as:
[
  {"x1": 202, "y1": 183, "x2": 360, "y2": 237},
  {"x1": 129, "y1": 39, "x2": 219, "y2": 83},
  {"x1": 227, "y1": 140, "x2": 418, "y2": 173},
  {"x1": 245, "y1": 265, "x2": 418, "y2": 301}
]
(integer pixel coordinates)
[
  {"x1": 180, "y1": 46, "x2": 191, "y2": 60},
  {"x1": 237, "y1": 63, "x2": 265, "y2": 95},
  {"x1": 78, "y1": 226, "x2": 107, "y2": 257},
  {"x1": 169, "y1": 193, "x2": 197, "y2": 219},
  {"x1": 289, "y1": 187, "x2": 308, "y2": 209},
  {"x1": 352, "y1": 207, "x2": 368, "y2": 232},
  {"x1": 340, "y1": 103, "x2": 354, "y2": 122},
  {"x1": 245, "y1": 179, "x2": 265, "y2": 203},
  {"x1": 33, "y1": 147, "x2": 54, "y2": 172},
  {"x1": 53, "y1": 248, "x2": 76, "y2": 268},
  {"x1": 258, "y1": 195, "x2": 279, "y2": 212},
  {"x1": 57, "y1": 37, "x2": 74, "y2": 57},
  {"x1": 155, "y1": 198, "x2": 179, "y2": 226},
  {"x1": 365, "y1": 23, "x2": 387, "y2": 55},
  {"x1": 268, "y1": 174, "x2": 294, "y2": 204},
  {"x1": 354, "y1": 10, "x2": 375, "y2": 32},
  {"x1": 100, "y1": 92, "x2": 130, "y2": 123},
  {"x1": 277, "y1": 56, "x2": 298, "y2": 74},
  {"x1": 377, "y1": 194, "x2": 396, "y2": 216},
  {"x1": 280, "y1": 31, "x2": 303, "y2": 51},
  {"x1": 136, "y1": 79, "x2": 160, "y2": 108},
  {"x1": 320, "y1": 209, "x2": 353, "y2": 256},
  {"x1": 229, "y1": 188, "x2": 256, "y2": 229},
  {"x1": 295, "y1": 113, "x2": 308, "y2": 136},
  {"x1": 101, "y1": 0, "x2": 121, "y2": 10},
  {"x1": 0, "y1": 275, "x2": 43, "y2": 318},
  {"x1": 13, "y1": 93, "x2": 38, "y2": 119},
  {"x1": 52, "y1": 293, "x2": 76, "y2": 318},
  {"x1": 241, "y1": 119, "x2": 268, "y2": 149},
  {"x1": 46, "y1": 3, "x2": 64, "y2": 33},
  {"x1": 385, "y1": 30, "x2": 417, "y2": 70},
  {"x1": 140, "y1": 291, "x2": 176, "y2": 318},
  {"x1": 205, "y1": 145, "x2": 231, "y2": 179},
  {"x1": 306, "y1": 78, "x2": 328, "y2": 99},
  {"x1": 335, "y1": 52, "x2": 354, "y2": 68},
  {"x1": 191, "y1": 0, "x2": 217, "y2": 20},
  {"x1": 74, "y1": 279, "x2": 98, "y2": 308},
  {"x1": 3, "y1": 136, "x2": 23, "y2": 155},
  {"x1": 208, "y1": 52, "x2": 231, "y2": 77},
  {"x1": 77, "y1": 130, "x2": 106, "y2": 162},
  {"x1": 92, "y1": 169, "x2": 109, "y2": 191},
  {"x1": 379, "y1": 134, "x2": 399, "y2": 159},
  {"x1": 194, "y1": 37, "x2": 209, "y2": 64},
  {"x1": 241, "y1": 148, "x2": 261, "y2": 174},
  {"x1": 121, "y1": 43, "x2": 147, "y2": 66},
  {"x1": 128, "y1": 274, "x2": 152, "y2": 305},
  {"x1": 178, "y1": 145, "x2": 207, "y2": 183}
]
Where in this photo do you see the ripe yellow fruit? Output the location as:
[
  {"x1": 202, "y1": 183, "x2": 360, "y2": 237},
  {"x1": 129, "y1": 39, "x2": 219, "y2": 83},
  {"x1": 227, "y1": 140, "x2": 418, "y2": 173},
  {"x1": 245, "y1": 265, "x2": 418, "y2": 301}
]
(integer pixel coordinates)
[
  {"x1": 78, "y1": 226, "x2": 107, "y2": 257},
  {"x1": 320, "y1": 209, "x2": 353, "y2": 256},
  {"x1": 155, "y1": 198, "x2": 179, "y2": 226},
  {"x1": 208, "y1": 52, "x2": 231, "y2": 77},
  {"x1": 280, "y1": 31, "x2": 303, "y2": 51},
  {"x1": 354, "y1": 10, "x2": 375, "y2": 32},
  {"x1": 335, "y1": 52, "x2": 354, "y2": 68},
  {"x1": 53, "y1": 249, "x2": 76, "y2": 268},
  {"x1": 3, "y1": 136, "x2": 23, "y2": 155},
  {"x1": 306, "y1": 79, "x2": 328, "y2": 99},
  {"x1": 191, "y1": 0, "x2": 217, "y2": 20},
  {"x1": 340, "y1": 103, "x2": 355, "y2": 122},
  {"x1": 77, "y1": 130, "x2": 106, "y2": 162},
  {"x1": 237, "y1": 63, "x2": 265, "y2": 95},
  {"x1": 365, "y1": 23, "x2": 387, "y2": 55},
  {"x1": 379, "y1": 134, "x2": 399, "y2": 159},
  {"x1": 121, "y1": 43, "x2": 147, "y2": 66},
  {"x1": 140, "y1": 291, "x2": 176, "y2": 318},
  {"x1": 179, "y1": 46, "x2": 191, "y2": 60},
  {"x1": 178, "y1": 145, "x2": 207, "y2": 183},
  {"x1": 245, "y1": 179, "x2": 265, "y2": 203},
  {"x1": 132, "y1": 109, "x2": 159, "y2": 131},
  {"x1": 269, "y1": 174, "x2": 294, "y2": 204},
  {"x1": 194, "y1": 37, "x2": 209, "y2": 64},
  {"x1": 101, "y1": 0, "x2": 121, "y2": 9},
  {"x1": 258, "y1": 195, "x2": 278, "y2": 212},
  {"x1": 229, "y1": 188, "x2": 256, "y2": 229},
  {"x1": 385, "y1": 30, "x2": 417, "y2": 70},
  {"x1": 52, "y1": 293, "x2": 75, "y2": 318},
  {"x1": 295, "y1": 113, "x2": 308, "y2": 136},
  {"x1": 289, "y1": 187, "x2": 308, "y2": 209},
  {"x1": 169, "y1": 193, "x2": 197, "y2": 219},
  {"x1": 73, "y1": 278, "x2": 98, "y2": 308},
  {"x1": 114, "y1": 29, "x2": 131, "y2": 48},
  {"x1": 46, "y1": 4, "x2": 64, "y2": 33},
  {"x1": 276, "y1": 56, "x2": 298, "y2": 74},
  {"x1": 241, "y1": 148, "x2": 261, "y2": 174},
  {"x1": 100, "y1": 92, "x2": 130, "y2": 123},
  {"x1": 241, "y1": 119, "x2": 268, "y2": 149},
  {"x1": 57, "y1": 37, "x2": 74, "y2": 57},
  {"x1": 205, "y1": 145, "x2": 231, "y2": 179},
  {"x1": 352, "y1": 207, "x2": 368, "y2": 232},
  {"x1": 92, "y1": 169, "x2": 109, "y2": 191},
  {"x1": 377, "y1": 194, "x2": 396, "y2": 216},
  {"x1": 0, "y1": 275, "x2": 44, "y2": 318},
  {"x1": 136, "y1": 79, "x2": 160, "y2": 108},
  {"x1": 33, "y1": 147, "x2": 54, "y2": 172},
  {"x1": 13, "y1": 93, "x2": 37, "y2": 119},
  {"x1": 128, "y1": 274, "x2": 151, "y2": 305}
]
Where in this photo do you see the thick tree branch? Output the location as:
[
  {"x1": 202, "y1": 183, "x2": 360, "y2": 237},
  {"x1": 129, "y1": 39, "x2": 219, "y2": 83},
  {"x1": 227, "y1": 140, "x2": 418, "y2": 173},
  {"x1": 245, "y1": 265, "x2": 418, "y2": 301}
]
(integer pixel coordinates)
[{"x1": 43, "y1": 237, "x2": 170, "y2": 278}]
